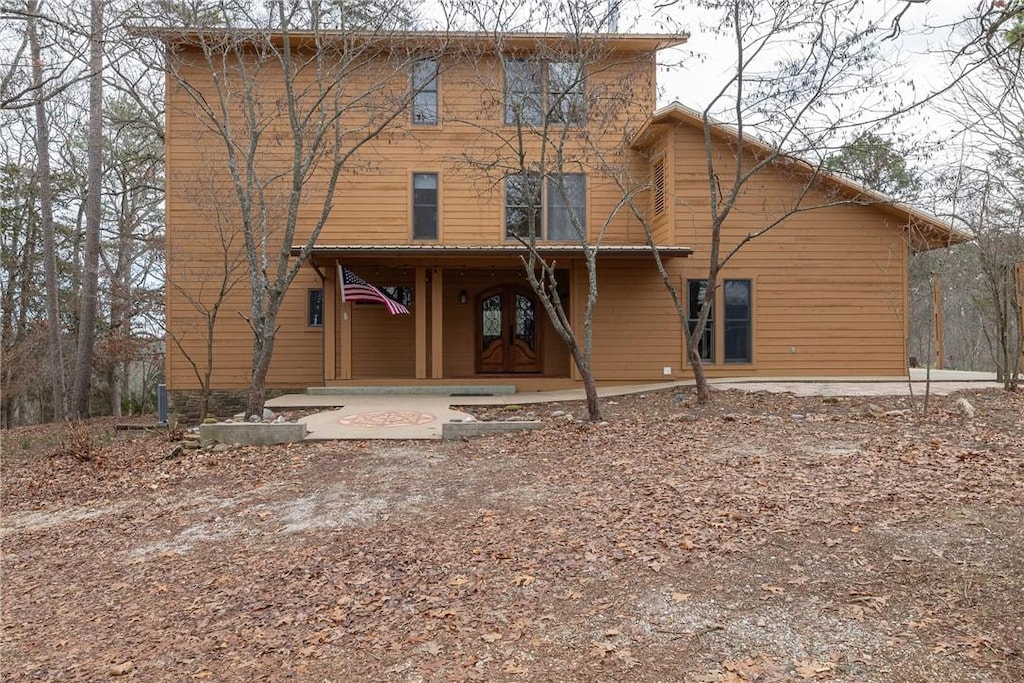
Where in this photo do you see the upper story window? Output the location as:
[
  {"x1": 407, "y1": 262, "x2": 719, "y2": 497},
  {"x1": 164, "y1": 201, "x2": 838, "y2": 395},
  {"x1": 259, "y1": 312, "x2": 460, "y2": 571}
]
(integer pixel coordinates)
[
  {"x1": 547, "y1": 61, "x2": 585, "y2": 125},
  {"x1": 505, "y1": 172, "x2": 586, "y2": 241},
  {"x1": 412, "y1": 172, "x2": 438, "y2": 240},
  {"x1": 504, "y1": 59, "x2": 543, "y2": 125},
  {"x1": 504, "y1": 58, "x2": 585, "y2": 126},
  {"x1": 505, "y1": 172, "x2": 542, "y2": 238},
  {"x1": 412, "y1": 59, "x2": 438, "y2": 125}
]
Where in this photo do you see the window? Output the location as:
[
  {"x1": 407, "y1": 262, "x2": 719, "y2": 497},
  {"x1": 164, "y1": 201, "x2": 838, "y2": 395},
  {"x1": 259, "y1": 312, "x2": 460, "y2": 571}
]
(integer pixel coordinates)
[
  {"x1": 547, "y1": 61, "x2": 585, "y2": 124},
  {"x1": 504, "y1": 59, "x2": 585, "y2": 125},
  {"x1": 547, "y1": 174, "x2": 586, "y2": 240},
  {"x1": 504, "y1": 59, "x2": 543, "y2": 125},
  {"x1": 687, "y1": 280, "x2": 713, "y2": 362},
  {"x1": 412, "y1": 173, "x2": 438, "y2": 239},
  {"x1": 724, "y1": 279, "x2": 752, "y2": 363},
  {"x1": 308, "y1": 288, "x2": 324, "y2": 327},
  {"x1": 505, "y1": 172, "x2": 542, "y2": 238},
  {"x1": 412, "y1": 59, "x2": 438, "y2": 125},
  {"x1": 354, "y1": 286, "x2": 414, "y2": 308},
  {"x1": 505, "y1": 173, "x2": 586, "y2": 241}
]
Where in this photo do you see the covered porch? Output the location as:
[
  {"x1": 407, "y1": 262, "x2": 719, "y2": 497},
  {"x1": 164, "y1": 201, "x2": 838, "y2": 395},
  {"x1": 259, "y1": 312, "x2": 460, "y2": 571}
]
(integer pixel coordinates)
[{"x1": 298, "y1": 245, "x2": 690, "y2": 390}]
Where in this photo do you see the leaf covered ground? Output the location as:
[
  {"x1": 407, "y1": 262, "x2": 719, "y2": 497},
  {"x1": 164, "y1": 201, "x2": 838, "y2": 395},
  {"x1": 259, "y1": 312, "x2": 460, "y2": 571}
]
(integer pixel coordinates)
[{"x1": 2, "y1": 388, "x2": 1023, "y2": 682}]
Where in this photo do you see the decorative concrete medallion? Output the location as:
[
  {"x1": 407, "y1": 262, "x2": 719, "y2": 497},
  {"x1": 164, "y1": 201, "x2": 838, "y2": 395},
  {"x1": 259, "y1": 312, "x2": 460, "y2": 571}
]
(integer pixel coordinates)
[{"x1": 336, "y1": 411, "x2": 437, "y2": 427}]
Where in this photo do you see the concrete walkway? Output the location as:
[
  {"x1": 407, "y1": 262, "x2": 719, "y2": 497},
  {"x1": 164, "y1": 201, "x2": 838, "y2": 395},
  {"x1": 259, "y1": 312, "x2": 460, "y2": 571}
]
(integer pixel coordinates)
[{"x1": 267, "y1": 370, "x2": 1003, "y2": 441}]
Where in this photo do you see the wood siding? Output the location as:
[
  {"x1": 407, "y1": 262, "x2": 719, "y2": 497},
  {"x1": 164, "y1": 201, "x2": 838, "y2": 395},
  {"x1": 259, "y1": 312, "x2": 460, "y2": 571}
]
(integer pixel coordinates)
[{"x1": 164, "y1": 38, "x2": 913, "y2": 391}]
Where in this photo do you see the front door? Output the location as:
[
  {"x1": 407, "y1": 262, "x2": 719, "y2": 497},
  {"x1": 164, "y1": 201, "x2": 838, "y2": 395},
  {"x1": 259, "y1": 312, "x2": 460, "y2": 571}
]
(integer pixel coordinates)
[{"x1": 477, "y1": 286, "x2": 542, "y2": 373}]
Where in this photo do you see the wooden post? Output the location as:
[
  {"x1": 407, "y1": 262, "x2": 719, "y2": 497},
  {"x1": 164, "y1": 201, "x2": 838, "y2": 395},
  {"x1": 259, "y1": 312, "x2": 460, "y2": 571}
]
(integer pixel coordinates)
[
  {"x1": 1016, "y1": 263, "x2": 1024, "y2": 374},
  {"x1": 932, "y1": 275, "x2": 944, "y2": 370},
  {"x1": 415, "y1": 267, "x2": 427, "y2": 379},
  {"x1": 431, "y1": 267, "x2": 444, "y2": 379},
  {"x1": 569, "y1": 260, "x2": 582, "y2": 381},
  {"x1": 339, "y1": 263, "x2": 353, "y2": 380},
  {"x1": 324, "y1": 263, "x2": 337, "y2": 381}
]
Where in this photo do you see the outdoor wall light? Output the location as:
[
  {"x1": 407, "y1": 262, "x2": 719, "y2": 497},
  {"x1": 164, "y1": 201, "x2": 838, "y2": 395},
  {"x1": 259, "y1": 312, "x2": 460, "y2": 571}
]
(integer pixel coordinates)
[{"x1": 459, "y1": 290, "x2": 468, "y2": 304}]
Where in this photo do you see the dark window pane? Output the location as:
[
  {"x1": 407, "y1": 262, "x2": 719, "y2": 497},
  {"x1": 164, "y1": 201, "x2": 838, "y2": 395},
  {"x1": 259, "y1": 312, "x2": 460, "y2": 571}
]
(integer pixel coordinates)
[
  {"x1": 724, "y1": 280, "x2": 750, "y2": 320},
  {"x1": 380, "y1": 286, "x2": 414, "y2": 308},
  {"x1": 724, "y1": 279, "x2": 752, "y2": 363},
  {"x1": 547, "y1": 174, "x2": 586, "y2": 241},
  {"x1": 504, "y1": 59, "x2": 543, "y2": 125},
  {"x1": 308, "y1": 289, "x2": 324, "y2": 327},
  {"x1": 687, "y1": 279, "x2": 713, "y2": 362},
  {"x1": 482, "y1": 293, "x2": 503, "y2": 351},
  {"x1": 505, "y1": 173, "x2": 541, "y2": 238},
  {"x1": 515, "y1": 293, "x2": 535, "y2": 350},
  {"x1": 412, "y1": 173, "x2": 438, "y2": 239},
  {"x1": 547, "y1": 61, "x2": 585, "y2": 124},
  {"x1": 412, "y1": 59, "x2": 438, "y2": 124},
  {"x1": 724, "y1": 321, "x2": 750, "y2": 362}
]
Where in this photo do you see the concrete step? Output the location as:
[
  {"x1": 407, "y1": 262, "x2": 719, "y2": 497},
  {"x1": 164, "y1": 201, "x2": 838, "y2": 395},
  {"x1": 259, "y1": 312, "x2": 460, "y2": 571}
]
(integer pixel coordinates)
[{"x1": 306, "y1": 385, "x2": 517, "y2": 396}]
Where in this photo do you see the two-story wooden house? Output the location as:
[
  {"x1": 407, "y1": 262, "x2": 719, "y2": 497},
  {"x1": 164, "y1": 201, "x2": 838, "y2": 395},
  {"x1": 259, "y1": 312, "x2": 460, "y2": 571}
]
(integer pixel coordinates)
[{"x1": 160, "y1": 30, "x2": 961, "y2": 413}]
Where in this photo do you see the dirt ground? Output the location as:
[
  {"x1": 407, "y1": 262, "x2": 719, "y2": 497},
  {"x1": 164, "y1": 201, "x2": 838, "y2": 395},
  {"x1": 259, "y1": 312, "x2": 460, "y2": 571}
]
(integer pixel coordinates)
[{"x1": 2, "y1": 388, "x2": 1022, "y2": 682}]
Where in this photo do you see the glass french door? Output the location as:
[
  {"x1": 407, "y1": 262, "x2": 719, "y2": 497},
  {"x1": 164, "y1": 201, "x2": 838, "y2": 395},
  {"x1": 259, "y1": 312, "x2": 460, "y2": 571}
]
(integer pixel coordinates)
[{"x1": 477, "y1": 286, "x2": 542, "y2": 373}]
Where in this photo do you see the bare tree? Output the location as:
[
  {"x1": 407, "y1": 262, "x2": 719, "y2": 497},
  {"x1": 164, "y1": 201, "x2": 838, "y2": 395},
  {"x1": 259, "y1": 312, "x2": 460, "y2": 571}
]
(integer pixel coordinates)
[
  {"x1": 26, "y1": 0, "x2": 67, "y2": 420},
  {"x1": 447, "y1": 1, "x2": 664, "y2": 421},
  {"x1": 142, "y1": 0, "x2": 439, "y2": 416},
  {"x1": 69, "y1": 0, "x2": 105, "y2": 418}
]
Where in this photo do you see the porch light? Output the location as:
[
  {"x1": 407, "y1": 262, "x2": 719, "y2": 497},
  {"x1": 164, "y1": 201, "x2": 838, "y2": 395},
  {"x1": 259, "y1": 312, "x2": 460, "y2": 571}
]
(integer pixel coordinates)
[{"x1": 459, "y1": 289, "x2": 468, "y2": 304}]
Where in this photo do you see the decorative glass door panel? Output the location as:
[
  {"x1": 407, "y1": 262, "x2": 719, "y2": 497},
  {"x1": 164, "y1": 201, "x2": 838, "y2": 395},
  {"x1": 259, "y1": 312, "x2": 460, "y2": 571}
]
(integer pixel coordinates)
[{"x1": 477, "y1": 286, "x2": 542, "y2": 373}]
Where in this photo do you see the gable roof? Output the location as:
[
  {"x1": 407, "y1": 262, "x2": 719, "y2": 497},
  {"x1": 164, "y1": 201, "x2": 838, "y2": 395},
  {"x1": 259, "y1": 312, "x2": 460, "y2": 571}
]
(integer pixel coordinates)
[{"x1": 632, "y1": 102, "x2": 969, "y2": 251}]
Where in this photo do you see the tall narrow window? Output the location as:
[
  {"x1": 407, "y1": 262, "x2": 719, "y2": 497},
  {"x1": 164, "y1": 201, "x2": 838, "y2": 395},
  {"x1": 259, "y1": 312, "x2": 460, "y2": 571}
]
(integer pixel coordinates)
[
  {"x1": 504, "y1": 59, "x2": 543, "y2": 125},
  {"x1": 412, "y1": 173, "x2": 438, "y2": 239},
  {"x1": 724, "y1": 279, "x2": 752, "y2": 363},
  {"x1": 547, "y1": 61, "x2": 585, "y2": 124},
  {"x1": 412, "y1": 59, "x2": 438, "y2": 125},
  {"x1": 308, "y1": 288, "x2": 324, "y2": 327},
  {"x1": 653, "y1": 160, "x2": 665, "y2": 215},
  {"x1": 547, "y1": 174, "x2": 586, "y2": 241},
  {"x1": 505, "y1": 172, "x2": 542, "y2": 238},
  {"x1": 687, "y1": 280, "x2": 713, "y2": 362}
]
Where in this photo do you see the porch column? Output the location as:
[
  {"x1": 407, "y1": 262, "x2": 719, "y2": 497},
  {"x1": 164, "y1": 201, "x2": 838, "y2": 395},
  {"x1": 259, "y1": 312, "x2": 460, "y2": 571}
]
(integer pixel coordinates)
[
  {"x1": 431, "y1": 267, "x2": 444, "y2": 379},
  {"x1": 339, "y1": 305, "x2": 353, "y2": 379},
  {"x1": 569, "y1": 260, "x2": 582, "y2": 381},
  {"x1": 324, "y1": 264, "x2": 337, "y2": 381},
  {"x1": 415, "y1": 267, "x2": 428, "y2": 379}
]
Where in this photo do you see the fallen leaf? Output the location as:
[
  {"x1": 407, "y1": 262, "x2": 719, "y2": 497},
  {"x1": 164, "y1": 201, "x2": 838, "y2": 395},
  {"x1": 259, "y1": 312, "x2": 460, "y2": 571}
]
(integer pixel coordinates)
[
  {"x1": 108, "y1": 661, "x2": 134, "y2": 676},
  {"x1": 501, "y1": 660, "x2": 527, "y2": 674}
]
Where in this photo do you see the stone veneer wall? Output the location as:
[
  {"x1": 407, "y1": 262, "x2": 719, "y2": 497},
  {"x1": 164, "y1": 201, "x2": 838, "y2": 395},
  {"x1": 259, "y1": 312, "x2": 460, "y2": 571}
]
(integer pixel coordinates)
[{"x1": 169, "y1": 388, "x2": 305, "y2": 423}]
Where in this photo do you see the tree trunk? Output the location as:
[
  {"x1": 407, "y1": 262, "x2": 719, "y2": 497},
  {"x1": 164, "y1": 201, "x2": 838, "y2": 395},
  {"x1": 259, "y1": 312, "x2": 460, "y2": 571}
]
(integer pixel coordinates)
[
  {"x1": 27, "y1": 0, "x2": 66, "y2": 421},
  {"x1": 246, "y1": 333, "x2": 276, "y2": 418},
  {"x1": 574, "y1": 353, "x2": 602, "y2": 421},
  {"x1": 689, "y1": 346, "x2": 711, "y2": 404},
  {"x1": 71, "y1": 0, "x2": 104, "y2": 418}
]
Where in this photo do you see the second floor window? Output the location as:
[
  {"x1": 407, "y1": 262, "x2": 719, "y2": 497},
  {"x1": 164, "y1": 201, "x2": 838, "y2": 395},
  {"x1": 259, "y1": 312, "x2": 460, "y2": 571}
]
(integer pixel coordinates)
[
  {"x1": 504, "y1": 59, "x2": 543, "y2": 125},
  {"x1": 505, "y1": 172, "x2": 586, "y2": 241},
  {"x1": 412, "y1": 173, "x2": 438, "y2": 239},
  {"x1": 547, "y1": 61, "x2": 585, "y2": 124},
  {"x1": 412, "y1": 59, "x2": 438, "y2": 125},
  {"x1": 504, "y1": 58, "x2": 585, "y2": 125}
]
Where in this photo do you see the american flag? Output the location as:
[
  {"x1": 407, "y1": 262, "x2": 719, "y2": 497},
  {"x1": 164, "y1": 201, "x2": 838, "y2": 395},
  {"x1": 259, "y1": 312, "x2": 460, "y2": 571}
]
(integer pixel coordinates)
[{"x1": 338, "y1": 265, "x2": 410, "y2": 315}]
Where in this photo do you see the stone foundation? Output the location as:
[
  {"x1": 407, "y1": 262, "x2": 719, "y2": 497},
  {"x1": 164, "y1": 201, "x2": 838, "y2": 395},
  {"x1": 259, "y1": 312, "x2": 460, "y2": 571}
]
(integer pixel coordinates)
[{"x1": 169, "y1": 388, "x2": 305, "y2": 424}]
